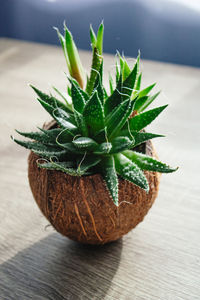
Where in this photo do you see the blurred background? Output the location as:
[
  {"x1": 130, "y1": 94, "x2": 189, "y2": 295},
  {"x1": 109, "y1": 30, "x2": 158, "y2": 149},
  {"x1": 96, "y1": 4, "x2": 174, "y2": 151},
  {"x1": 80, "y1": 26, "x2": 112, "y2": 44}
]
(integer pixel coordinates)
[{"x1": 0, "y1": 0, "x2": 200, "y2": 67}]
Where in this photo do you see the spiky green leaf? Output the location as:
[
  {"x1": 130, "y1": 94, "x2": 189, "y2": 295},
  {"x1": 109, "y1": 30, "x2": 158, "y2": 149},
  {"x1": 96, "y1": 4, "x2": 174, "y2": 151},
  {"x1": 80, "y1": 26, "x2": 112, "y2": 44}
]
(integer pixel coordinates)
[
  {"x1": 31, "y1": 85, "x2": 68, "y2": 113},
  {"x1": 120, "y1": 53, "x2": 140, "y2": 99},
  {"x1": 117, "y1": 52, "x2": 131, "y2": 81},
  {"x1": 134, "y1": 72, "x2": 142, "y2": 92},
  {"x1": 86, "y1": 47, "x2": 102, "y2": 96},
  {"x1": 104, "y1": 54, "x2": 139, "y2": 115},
  {"x1": 109, "y1": 74, "x2": 114, "y2": 95},
  {"x1": 15, "y1": 129, "x2": 61, "y2": 146},
  {"x1": 72, "y1": 137, "x2": 98, "y2": 150},
  {"x1": 77, "y1": 155, "x2": 101, "y2": 172},
  {"x1": 67, "y1": 85, "x2": 71, "y2": 97},
  {"x1": 33, "y1": 149, "x2": 68, "y2": 161},
  {"x1": 38, "y1": 161, "x2": 86, "y2": 176},
  {"x1": 53, "y1": 107, "x2": 76, "y2": 128},
  {"x1": 83, "y1": 90, "x2": 105, "y2": 134},
  {"x1": 64, "y1": 23, "x2": 85, "y2": 88},
  {"x1": 115, "y1": 61, "x2": 120, "y2": 83},
  {"x1": 36, "y1": 98, "x2": 55, "y2": 117},
  {"x1": 35, "y1": 95, "x2": 75, "y2": 125},
  {"x1": 104, "y1": 73, "x2": 122, "y2": 115},
  {"x1": 103, "y1": 87, "x2": 108, "y2": 99},
  {"x1": 70, "y1": 78, "x2": 86, "y2": 113},
  {"x1": 73, "y1": 109, "x2": 88, "y2": 136},
  {"x1": 128, "y1": 105, "x2": 168, "y2": 131},
  {"x1": 93, "y1": 62, "x2": 104, "y2": 104},
  {"x1": 53, "y1": 27, "x2": 71, "y2": 72},
  {"x1": 13, "y1": 138, "x2": 60, "y2": 153},
  {"x1": 93, "y1": 127, "x2": 108, "y2": 144},
  {"x1": 114, "y1": 153, "x2": 149, "y2": 191},
  {"x1": 52, "y1": 86, "x2": 73, "y2": 112},
  {"x1": 86, "y1": 22, "x2": 104, "y2": 96},
  {"x1": 94, "y1": 142, "x2": 112, "y2": 154},
  {"x1": 56, "y1": 141, "x2": 83, "y2": 154},
  {"x1": 110, "y1": 136, "x2": 134, "y2": 154},
  {"x1": 123, "y1": 150, "x2": 178, "y2": 173},
  {"x1": 106, "y1": 98, "x2": 135, "y2": 139},
  {"x1": 96, "y1": 22, "x2": 104, "y2": 55},
  {"x1": 132, "y1": 132, "x2": 164, "y2": 147},
  {"x1": 100, "y1": 156, "x2": 119, "y2": 205},
  {"x1": 135, "y1": 91, "x2": 160, "y2": 113},
  {"x1": 122, "y1": 57, "x2": 131, "y2": 81},
  {"x1": 90, "y1": 25, "x2": 97, "y2": 48},
  {"x1": 56, "y1": 128, "x2": 77, "y2": 143},
  {"x1": 119, "y1": 129, "x2": 164, "y2": 147},
  {"x1": 139, "y1": 83, "x2": 156, "y2": 98}
]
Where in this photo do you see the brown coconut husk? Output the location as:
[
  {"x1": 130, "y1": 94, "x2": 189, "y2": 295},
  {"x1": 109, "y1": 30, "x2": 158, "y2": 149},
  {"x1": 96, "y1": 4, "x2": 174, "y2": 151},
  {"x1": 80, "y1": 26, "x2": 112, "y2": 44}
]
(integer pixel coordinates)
[{"x1": 28, "y1": 121, "x2": 160, "y2": 245}]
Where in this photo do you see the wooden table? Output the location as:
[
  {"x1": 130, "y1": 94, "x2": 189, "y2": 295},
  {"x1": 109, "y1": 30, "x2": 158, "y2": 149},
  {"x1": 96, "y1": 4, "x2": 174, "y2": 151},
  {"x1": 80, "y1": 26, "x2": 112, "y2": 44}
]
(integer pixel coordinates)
[{"x1": 0, "y1": 38, "x2": 200, "y2": 300}]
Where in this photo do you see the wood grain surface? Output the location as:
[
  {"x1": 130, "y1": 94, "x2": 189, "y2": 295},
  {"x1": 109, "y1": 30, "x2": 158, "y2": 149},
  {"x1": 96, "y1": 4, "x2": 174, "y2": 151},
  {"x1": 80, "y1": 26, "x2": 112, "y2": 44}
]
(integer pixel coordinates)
[{"x1": 0, "y1": 38, "x2": 200, "y2": 300}]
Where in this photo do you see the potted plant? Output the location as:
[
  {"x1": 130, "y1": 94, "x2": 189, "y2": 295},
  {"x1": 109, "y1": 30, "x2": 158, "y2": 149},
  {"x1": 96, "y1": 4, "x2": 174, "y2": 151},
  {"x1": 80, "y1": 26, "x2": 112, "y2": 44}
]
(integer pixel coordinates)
[{"x1": 13, "y1": 23, "x2": 177, "y2": 244}]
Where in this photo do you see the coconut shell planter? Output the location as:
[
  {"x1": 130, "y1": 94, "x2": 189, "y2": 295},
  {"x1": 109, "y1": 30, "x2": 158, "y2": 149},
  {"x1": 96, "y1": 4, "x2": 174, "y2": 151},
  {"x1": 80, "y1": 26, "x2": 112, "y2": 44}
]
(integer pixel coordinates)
[{"x1": 13, "y1": 23, "x2": 177, "y2": 245}]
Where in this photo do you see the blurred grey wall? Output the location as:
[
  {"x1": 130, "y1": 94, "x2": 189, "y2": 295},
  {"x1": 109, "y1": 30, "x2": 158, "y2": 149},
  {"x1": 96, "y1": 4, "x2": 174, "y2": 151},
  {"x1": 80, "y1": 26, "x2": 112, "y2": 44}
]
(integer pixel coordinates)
[{"x1": 0, "y1": 0, "x2": 200, "y2": 67}]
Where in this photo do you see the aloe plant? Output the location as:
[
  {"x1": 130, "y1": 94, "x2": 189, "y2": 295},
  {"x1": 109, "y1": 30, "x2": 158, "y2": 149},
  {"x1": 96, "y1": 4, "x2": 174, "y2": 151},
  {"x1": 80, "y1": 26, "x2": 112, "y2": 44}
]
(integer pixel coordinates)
[{"x1": 13, "y1": 23, "x2": 177, "y2": 206}]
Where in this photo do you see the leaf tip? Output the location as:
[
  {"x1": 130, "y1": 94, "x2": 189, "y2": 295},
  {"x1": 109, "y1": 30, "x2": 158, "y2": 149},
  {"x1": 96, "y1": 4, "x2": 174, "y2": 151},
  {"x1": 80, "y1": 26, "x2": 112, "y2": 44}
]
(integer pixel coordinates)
[
  {"x1": 53, "y1": 26, "x2": 58, "y2": 32},
  {"x1": 63, "y1": 20, "x2": 67, "y2": 30},
  {"x1": 114, "y1": 200, "x2": 119, "y2": 207},
  {"x1": 145, "y1": 184, "x2": 150, "y2": 193}
]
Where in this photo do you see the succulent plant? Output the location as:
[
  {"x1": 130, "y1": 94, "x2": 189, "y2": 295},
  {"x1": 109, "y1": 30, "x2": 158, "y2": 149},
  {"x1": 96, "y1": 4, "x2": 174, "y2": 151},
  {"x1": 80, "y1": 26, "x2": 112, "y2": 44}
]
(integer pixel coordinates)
[{"x1": 13, "y1": 22, "x2": 177, "y2": 206}]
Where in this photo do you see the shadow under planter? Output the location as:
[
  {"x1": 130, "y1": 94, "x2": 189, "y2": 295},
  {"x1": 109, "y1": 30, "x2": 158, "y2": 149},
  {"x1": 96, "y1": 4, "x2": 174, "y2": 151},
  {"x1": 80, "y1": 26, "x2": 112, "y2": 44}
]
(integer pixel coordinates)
[{"x1": 0, "y1": 233, "x2": 122, "y2": 299}]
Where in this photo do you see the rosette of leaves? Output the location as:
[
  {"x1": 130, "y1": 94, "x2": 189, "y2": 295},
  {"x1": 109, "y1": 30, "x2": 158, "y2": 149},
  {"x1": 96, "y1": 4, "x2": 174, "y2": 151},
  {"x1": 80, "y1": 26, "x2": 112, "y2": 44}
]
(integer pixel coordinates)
[{"x1": 13, "y1": 22, "x2": 177, "y2": 206}]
